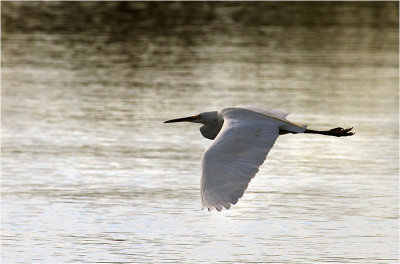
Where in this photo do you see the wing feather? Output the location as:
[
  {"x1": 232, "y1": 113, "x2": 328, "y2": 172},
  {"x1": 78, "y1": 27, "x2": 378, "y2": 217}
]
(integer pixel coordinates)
[
  {"x1": 200, "y1": 107, "x2": 281, "y2": 211},
  {"x1": 236, "y1": 105, "x2": 307, "y2": 133},
  {"x1": 236, "y1": 105, "x2": 290, "y2": 118}
]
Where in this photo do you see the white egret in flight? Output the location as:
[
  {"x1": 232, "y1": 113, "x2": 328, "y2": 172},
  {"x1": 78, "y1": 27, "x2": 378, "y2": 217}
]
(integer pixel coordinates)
[{"x1": 164, "y1": 105, "x2": 354, "y2": 211}]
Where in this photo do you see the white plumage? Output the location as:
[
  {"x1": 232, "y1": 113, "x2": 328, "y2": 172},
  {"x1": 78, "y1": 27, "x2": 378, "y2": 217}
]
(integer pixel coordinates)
[
  {"x1": 164, "y1": 105, "x2": 354, "y2": 211},
  {"x1": 200, "y1": 106, "x2": 305, "y2": 211}
]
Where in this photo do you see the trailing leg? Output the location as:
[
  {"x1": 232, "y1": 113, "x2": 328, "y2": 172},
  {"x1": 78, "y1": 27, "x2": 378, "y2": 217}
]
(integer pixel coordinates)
[{"x1": 304, "y1": 127, "x2": 354, "y2": 137}]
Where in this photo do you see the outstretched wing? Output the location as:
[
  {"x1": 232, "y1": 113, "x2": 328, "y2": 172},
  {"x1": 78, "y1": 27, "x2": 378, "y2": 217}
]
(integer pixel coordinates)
[
  {"x1": 200, "y1": 107, "x2": 281, "y2": 211},
  {"x1": 236, "y1": 105, "x2": 306, "y2": 132},
  {"x1": 236, "y1": 105, "x2": 290, "y2": 119}
]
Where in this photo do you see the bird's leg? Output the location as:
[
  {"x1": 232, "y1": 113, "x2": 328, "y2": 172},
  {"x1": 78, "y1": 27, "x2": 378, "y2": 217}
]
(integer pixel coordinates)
[
  {"x1": 279, "y1": 127, "x2": 354, "y2": 137},
  {"x1": 304, "y1": 127, "x2": 354, "y2": 137}
]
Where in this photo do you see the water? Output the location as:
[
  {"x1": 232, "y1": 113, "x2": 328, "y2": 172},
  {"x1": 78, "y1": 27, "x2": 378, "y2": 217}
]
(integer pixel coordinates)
[{"x1": 2, "y1": 2, "x2": 398, "y2": 263}]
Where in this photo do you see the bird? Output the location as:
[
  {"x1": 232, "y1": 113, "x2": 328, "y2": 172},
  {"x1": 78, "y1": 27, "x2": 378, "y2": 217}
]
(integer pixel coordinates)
[{"x1": 164, "y1": 105, "x2": 354, "y2": 212}]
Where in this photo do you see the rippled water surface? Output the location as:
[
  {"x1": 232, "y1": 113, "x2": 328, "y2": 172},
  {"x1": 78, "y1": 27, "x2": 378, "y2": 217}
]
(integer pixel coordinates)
[{"x1": 2, "y1": 2, "x2": 399, "y2": 263}]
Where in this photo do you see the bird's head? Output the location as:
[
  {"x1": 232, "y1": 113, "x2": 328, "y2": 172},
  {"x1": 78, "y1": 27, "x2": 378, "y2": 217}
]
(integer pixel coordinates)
[
  {"x1": 164, "y1": 111, "x2": 218, "y2": 125},
  {"x1": 164, "y1": 111, "x2": 223, "y2": 140}
]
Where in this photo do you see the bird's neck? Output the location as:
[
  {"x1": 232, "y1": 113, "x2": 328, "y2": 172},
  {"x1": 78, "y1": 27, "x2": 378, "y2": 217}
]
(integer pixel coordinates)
[{"x1": 200, "y1": 115, "x2": 224, "y2": 140}]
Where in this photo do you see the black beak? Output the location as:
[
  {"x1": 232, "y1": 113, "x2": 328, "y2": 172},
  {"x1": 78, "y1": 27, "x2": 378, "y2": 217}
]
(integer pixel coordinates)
[{"x1": 164, "y1": 116, "x2": 198, "y2": 123}]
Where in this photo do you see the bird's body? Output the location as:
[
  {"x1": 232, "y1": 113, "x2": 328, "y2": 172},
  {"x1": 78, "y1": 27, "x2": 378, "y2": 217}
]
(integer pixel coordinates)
[{"x1": 164, "y1": 105, "x2": 353, "y2": 211}]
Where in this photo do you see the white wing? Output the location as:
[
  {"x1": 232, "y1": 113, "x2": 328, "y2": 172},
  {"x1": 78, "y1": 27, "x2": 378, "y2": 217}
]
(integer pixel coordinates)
[
  {"x1": 200, "y1": 107, "x2": 283, "y2": 211},
  {"x1": 236, "y1": 105, "x2": 306, "y2": 133},
  {"x1": 236, "y1": 105, "x2": 290, "y2": 119}
]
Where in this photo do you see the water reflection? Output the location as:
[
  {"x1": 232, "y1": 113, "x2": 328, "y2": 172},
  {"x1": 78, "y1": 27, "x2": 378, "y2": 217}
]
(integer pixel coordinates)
[{"x1": 2, "y1": 2, "x2": 399, "y2": 264}]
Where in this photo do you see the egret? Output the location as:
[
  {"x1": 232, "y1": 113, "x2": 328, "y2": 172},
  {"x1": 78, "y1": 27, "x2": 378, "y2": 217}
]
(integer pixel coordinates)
[{"x1": 164, "y1": 105, "x2": 354, "y2": 211}]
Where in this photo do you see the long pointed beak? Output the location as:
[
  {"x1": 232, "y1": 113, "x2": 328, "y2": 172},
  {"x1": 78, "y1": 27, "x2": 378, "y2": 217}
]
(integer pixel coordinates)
[{"x1": 164, "y1": 115, "x2": 199, "y2": 123}]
